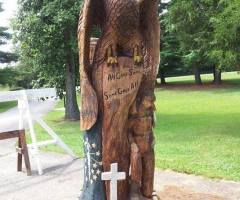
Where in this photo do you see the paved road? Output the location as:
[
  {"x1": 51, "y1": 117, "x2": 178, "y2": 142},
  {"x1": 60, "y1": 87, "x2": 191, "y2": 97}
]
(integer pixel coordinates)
[
  {"x1": 0, "y1": 152, "x2": 82, "y2": 200},
  {"x1": 0, "y1": 151, "x2": 240, "y2": 200},
  {"x1": 0, "y1": 100, "x2": 56, "y2": 132}
]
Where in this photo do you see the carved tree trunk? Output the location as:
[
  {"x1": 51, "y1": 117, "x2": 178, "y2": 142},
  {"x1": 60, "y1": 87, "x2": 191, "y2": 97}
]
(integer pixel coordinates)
[
  {"x1": 65, "y1": 28, "x2": 80, "y2": 120},
  {"x1": 78, "y1": 1, "x2": 160, "y2": 199}
]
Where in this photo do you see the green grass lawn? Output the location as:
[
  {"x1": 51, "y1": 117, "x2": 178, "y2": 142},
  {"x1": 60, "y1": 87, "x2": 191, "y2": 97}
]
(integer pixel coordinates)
[
  {"x1": 32, "y1": 72, "x2": 240, "y2": 181},
  {"x1": 31, "y1": 95, "x2": 84, "y2": 156},
  {"x1": 0, "y1": 85, "x2": 17, "y2": 113},
  {"x1": 161, "y1": 71, "x2": 240, "y2": 85},
  {"x1": 0, "y1": 85, "x2": 10, "y2": 91},
  {"x1": 0, "y1": 101, "x2": 18, "y2": 113}
]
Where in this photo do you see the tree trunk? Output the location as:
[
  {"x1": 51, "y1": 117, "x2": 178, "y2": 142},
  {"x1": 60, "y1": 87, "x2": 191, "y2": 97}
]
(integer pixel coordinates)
[
  {"x1": 213, "y1": 66, "x2": 222, "y2": 85},
  {"x1": 64, "y1": 28, "x2": 80, "y2": 120},
  {"x1": 193, "y1": 65, "x2": 202, "y2": 85},
  {"x1": 159, "y1": 68, "x2": 166, "y2": 85}
]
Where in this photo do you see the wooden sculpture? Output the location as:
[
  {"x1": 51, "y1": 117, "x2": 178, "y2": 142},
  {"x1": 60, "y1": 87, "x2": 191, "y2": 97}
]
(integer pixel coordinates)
[{"x1": 78, "y1": 0, "x2": 160, "y2": 199}]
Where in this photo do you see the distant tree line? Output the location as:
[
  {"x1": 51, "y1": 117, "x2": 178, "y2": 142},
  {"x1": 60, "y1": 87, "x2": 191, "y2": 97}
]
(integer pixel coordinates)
[{"x1": 159, "y1": 0, "x2": 240, "y2": 85}]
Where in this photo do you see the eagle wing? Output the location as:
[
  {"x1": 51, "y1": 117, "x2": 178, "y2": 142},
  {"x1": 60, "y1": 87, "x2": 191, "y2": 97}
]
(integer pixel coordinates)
[
  {"x1": 140, "y1": 0, "x2": 160, "y2": 81},
  {"x1": 78, "y1": 0, "x2": 103, "y2": 131}
]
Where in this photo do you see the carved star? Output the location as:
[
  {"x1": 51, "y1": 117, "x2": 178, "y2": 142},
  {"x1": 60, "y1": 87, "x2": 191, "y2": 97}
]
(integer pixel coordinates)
[
  {"x1": 96, "y1": 169, "x2": 101, "y2": 175},
  {"x1": 96, "y1": 151, "x2": 100, "y2": 156},
  {"x1": 93, "y1": 163, "x2": 97, "y2": 168},
  {"x1": 93, "y1": 175, "x2": 97, "y2": 180},
  {"x1": 92, "y1": 143, "x2": 96, "y2": 148},
  {"x1": 91, "y1": 169, "x2": 95, "y2": 174},
  {"x1": 99, "y1": 161, "x2": 103, "y2": 166}
]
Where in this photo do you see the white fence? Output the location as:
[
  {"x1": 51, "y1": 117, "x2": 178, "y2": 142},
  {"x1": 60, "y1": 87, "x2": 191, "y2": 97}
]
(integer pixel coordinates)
[{"x1": 0, "y1": 88, "x2": 76, "y2": 175}]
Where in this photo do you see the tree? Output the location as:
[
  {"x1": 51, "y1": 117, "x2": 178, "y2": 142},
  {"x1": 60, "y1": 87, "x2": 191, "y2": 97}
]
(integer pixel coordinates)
[
  {"x1": 0, "y1": 2, "x2": 17, "y2": 64},
  {"x1": 210, "y1": 0, "x2": 240, "y2": 84},
  {"x1": 167, "y1": 0, "x2": 220, "y2": 85},
  {"x1": 159, "y1": 10, "x2": 183, "y2": 84},
  {"x1": 13, "y1": 0, "x2": 82, "y2": 120},
  {"x1": 0, "y1": 67, "x2": 18, "y2": 86}
]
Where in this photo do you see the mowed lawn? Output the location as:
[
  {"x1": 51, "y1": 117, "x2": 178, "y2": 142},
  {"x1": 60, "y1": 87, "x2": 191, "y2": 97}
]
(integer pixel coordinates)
[
  {"x1": 0, "y1": 101, "x2": 17, "y2": 113},
  {"x1": 0, "y1": 85, "x2": 17, "y2": 113},
  {"x1": 32, "y1": 72, "x2": 240, "y2": 181}
]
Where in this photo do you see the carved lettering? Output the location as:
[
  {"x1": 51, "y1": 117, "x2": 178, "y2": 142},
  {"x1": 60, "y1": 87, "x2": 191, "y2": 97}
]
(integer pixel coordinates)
[
  {"x1": 104, "y1": 81, "x2": 140, "y2": 101},
  {"x1": 107, "y1": 69, "x2": 141, "y2": 82}
]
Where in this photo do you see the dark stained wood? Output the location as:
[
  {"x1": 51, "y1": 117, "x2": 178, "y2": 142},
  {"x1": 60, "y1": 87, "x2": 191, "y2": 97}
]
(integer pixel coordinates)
[
  {"x1": 17, "y1": 134, "x2": 23, "y2": 172},
  {"x1": 0, "y1": 130, "x2": 32, "y2": 176},
  {"x1": 19, "y1": 130, "x2": 32, "y2": 176},
  {"x1": 0, "y1": 130, "x2": 19, "y2": 140},
  {"x1": 78, "y1": 0, "x2": 160, "y2": 199}
]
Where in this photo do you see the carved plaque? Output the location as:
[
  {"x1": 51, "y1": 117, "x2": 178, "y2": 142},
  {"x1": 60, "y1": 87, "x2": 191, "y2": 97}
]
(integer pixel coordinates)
[{"x1": 103, "y1": 58, "x2": 143, "y2": 103}]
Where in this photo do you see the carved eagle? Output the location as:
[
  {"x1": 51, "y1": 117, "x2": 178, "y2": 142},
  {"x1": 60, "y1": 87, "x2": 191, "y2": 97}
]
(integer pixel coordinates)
[{"x1": 78, "y1": 0, "x2": 160, "y2": 131}]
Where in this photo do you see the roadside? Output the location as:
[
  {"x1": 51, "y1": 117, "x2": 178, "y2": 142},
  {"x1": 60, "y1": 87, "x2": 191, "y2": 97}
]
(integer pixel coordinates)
[
  {"x1": 0, "y1": 99, "x2": 57, "y2": 157},
  {"x1": 0, "y1": 99, "x2": 56, "y2": 133},
  {"x1": 0, "y1": 151, "x2": 240, "y2": 200}
]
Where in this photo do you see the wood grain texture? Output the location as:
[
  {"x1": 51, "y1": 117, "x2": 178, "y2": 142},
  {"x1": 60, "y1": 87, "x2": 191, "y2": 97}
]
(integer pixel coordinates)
[{"x1": 78, "y1": 0, "x2": 160, "y2": 199}]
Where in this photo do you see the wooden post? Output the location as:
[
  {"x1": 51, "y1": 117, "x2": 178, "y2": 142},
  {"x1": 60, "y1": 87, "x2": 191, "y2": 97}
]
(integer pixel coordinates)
[
  {"x1": 19, "y1": 130, "x2": 32, "y2": 176},
  {"x1": 0, "y1": 130, "x2": 32, "y2": 176},
  {"x1": 19, "y1": 91, "x2": 43, "y2": 175},
  {"x1": 17, "y1": 133, "x2": 23, "y2": 172}
]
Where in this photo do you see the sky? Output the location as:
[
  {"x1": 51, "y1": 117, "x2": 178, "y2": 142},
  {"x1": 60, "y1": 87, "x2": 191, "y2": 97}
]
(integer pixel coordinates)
[
  {"x1": 0, "y1": 0, "x2": 17, "y2": 26},
  {"x1": 0, "y1": 0, "x2": 17, "y2": 54}
]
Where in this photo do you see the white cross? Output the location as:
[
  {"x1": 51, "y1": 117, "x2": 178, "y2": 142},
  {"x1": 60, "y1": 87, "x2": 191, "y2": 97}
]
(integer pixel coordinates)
[{"x1": 101, "y1": 163, "x2": 126, "y2": 200}]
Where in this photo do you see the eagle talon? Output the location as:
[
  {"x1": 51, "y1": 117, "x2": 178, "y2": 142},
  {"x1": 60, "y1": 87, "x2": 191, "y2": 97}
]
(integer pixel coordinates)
[
  {"x1": 133, "y1": 45, "x2": 143, "y2": 66},
  {"x1": 107, "y1": 45, "x2": 118, "y2": 67},
  {"x1": 134, "y1": 55, "x2": 142, "y2": 65},
  {"x1": 107, "y1": 56, "x2": 118, "y2": 67}
]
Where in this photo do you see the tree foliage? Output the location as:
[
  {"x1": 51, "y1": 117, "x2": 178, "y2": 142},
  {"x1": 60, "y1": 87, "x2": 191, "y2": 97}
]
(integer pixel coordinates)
[
  {"x1": 210, "y1": 0, "x2": 240, "y2": 70},
  {"x1": 159, "y1": 2, "x2": 183, "y2": 84},
  {"x1": 163, "y1": 0, "x2": 239, "y2": 84},
  {"x1": 13, "y1": 0, "x2": 83, "y2": 120},
  {"x1": 167, "y1": 0, "x2": 221, "y2": 84},
  {"x1": 13, "y1": 0, "x2": 81, "y2": 90}
]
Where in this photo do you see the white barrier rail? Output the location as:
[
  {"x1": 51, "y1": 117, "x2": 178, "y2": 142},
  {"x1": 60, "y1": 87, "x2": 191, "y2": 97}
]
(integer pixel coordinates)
[
  {"x1": 0, "y1": 88, "x2": 57, "y2": 102},
  {"x1": 0, "y1": 88, "x2": 76, "y2": 175}
]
